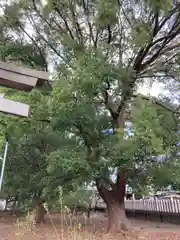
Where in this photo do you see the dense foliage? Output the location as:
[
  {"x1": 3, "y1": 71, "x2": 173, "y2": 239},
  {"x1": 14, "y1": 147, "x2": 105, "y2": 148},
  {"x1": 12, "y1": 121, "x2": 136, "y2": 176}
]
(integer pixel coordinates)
[{"x1": 0, "y1": 0, "x2": 179, "y2": 232}]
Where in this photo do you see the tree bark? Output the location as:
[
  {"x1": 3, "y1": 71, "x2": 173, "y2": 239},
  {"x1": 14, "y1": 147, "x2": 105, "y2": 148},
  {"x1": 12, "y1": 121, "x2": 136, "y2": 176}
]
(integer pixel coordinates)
[
  {"x1": 32, "y1": 201, "x2": 46, "y2": 224},
  {"x1": 96, "y1": 170, "x2": 131, "y2": 233},
  {"x1": 29, "y1": 198, "x2": 46, "y2": 224},
  {"x1": 107, "y1": 201, "x2": 130, "y2": 233}
]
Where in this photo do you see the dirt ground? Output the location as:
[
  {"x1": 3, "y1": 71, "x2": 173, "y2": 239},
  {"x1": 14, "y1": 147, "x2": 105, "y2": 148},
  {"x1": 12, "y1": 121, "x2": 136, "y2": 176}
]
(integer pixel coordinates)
[{"x1": 0, "y1": 213, "x2": 180, "y2": 240}]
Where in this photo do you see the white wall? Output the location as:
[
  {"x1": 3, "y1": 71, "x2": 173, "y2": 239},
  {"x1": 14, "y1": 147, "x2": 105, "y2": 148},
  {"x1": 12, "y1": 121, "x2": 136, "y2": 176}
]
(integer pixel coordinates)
[{"x1": 0, "y1": 199, "x2": 5, "y2": 210}]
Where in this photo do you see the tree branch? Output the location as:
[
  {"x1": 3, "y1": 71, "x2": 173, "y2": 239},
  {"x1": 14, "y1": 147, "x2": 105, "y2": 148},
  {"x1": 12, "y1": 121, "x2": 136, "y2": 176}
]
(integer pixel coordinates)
[
  {"x1": 96, "y1": 178, "x2": 112, "y2": 202},
  {"x1": 107, "y1": 25, "x2": 112, "y2": 44},
  {"x1": 133, "y1": 6, "x2": 180, "y2": 72},
  {"x1": 68, "y1": 4, "x2": 84, "y2": 45},
  {"x1": 142, "y1": 30, "x2": 180, "y2": 69},
  {"x1": 82, "y1": 0, "x2": 96, "y2": 46},
  {"x1": 115, "y1": 7, "x2": 180, "y2": 123},
  {"x1": 18, "y1": 25, "x2": 48, "y2": 71},
  {"x1": 103, "y1": 90, "x2": 118, "y2": 120},
  {"x1": 53, "y1": 6, "x2": 75, "y2": 40},
  {"x1": 31, "y1": 0, "x2": 67, "y2": 36},
  {"x1": 158, "y1": 3, "x2": 180, "y2": 30},
  {"x1": 152, "y1": 10, "x2": 159, "y2": 37},
  {"x1": 132, "y1": 94, "x2": 180, "y2": 115},
  {"x1": 74, "y1": 123, "x2": 92, "y2": 150},
  {"x1": 27, "y1": 14, "x2": 72, "y2": 67}
]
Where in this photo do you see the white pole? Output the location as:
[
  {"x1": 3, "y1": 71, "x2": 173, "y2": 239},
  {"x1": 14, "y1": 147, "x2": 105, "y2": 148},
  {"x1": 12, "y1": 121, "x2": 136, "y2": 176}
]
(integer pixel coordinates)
[{"x1": 0, "y1": 140, "x2": 9, "y2": 191}]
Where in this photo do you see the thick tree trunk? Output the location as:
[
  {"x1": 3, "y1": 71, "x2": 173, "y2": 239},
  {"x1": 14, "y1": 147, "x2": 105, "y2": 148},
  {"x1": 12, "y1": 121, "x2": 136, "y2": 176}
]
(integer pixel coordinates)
[
  {"x1": 32, "y1": 201, "x2": 46, "y2": 224},
  {"x1": 96, "y1": 170, "x2": 131, "y2": 233},
  {"x1": 107, "y1": 201, "x2": 130, "y2": 232},
  {"x1": 28, "y1": 197, "x2": 46, "y2": 224}
]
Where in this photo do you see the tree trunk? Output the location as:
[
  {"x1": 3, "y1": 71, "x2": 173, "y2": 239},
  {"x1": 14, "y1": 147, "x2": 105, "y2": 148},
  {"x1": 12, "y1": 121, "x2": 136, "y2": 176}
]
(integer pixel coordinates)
[
  {"x1": 11, "y1": 195, "x2": 18, "y2": 216},
  {"x1": 107, "y1": 201, "x2": 130, "y2": 232},
  {"x1": 33, "y1": 201, "x2": 46, "y2": 224},
  {"x1": 96, "y1": 170, "x2": 131, "y2": 233},
  {"x1": 29, "y1": 198, "x2": 46, "y2": 224}
]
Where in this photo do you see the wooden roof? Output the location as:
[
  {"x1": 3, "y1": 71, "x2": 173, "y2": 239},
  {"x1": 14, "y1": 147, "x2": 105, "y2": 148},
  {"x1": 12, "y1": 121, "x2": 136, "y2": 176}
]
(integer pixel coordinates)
[
  {"x1": 0, "y1": 95, "x2": 29, "y2": 117},
  {"x1": 0, "y1": 61, "x2": 51, "y2": 117},
  {"x1": 0, "y1": 61, "x2": 50, "y2": 91}
]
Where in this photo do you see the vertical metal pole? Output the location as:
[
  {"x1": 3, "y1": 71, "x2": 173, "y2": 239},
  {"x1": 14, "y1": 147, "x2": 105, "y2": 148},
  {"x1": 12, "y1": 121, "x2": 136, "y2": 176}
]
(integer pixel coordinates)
[{"x1": 0, "y1": 140, "x2": 9, "y2": 191}]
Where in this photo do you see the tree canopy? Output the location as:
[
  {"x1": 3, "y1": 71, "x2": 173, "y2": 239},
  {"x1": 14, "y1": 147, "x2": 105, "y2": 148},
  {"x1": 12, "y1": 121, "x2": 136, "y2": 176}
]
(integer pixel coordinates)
[{"x1": 0, "y1": 0, "x2": 179, "y2": 233}]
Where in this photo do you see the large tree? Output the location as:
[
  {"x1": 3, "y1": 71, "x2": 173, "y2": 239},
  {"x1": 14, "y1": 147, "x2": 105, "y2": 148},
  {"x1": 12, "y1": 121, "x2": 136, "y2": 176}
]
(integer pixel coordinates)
[{"x1": 0, "y1": 0, "x2": 180, "y2": 233}]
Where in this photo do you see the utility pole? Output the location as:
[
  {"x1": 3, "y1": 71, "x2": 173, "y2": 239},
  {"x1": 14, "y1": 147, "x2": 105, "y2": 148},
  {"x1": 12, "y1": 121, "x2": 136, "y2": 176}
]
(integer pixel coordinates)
[{"x1": 0, "y1": 138, "x2": 9, "y2": 191}]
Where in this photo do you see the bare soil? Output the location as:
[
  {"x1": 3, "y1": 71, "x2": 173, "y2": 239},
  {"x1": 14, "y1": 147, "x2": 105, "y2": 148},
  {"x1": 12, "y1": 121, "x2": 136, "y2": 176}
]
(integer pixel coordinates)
[{"x1": 0, "y1": 212, "x2": 180, "y2": 239}]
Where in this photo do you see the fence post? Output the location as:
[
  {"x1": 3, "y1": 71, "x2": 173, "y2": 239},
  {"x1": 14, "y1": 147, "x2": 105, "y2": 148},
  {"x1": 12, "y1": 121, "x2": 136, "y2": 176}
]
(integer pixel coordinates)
[{"x1": 171, "y1": 197, "x2": 174, "y2": 213}]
